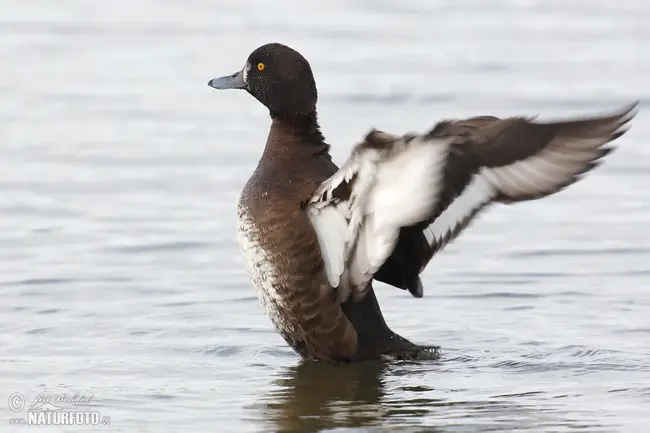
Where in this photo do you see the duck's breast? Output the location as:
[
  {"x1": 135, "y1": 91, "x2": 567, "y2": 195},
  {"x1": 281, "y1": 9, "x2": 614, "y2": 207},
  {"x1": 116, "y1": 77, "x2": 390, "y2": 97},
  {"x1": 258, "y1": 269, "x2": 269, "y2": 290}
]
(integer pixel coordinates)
[
  {"x1": 234, "y1": 173, "x2": 358, "y2": 360},
  {"x1": 235, "y1": 194, "x2": 297, "y2": 337}
]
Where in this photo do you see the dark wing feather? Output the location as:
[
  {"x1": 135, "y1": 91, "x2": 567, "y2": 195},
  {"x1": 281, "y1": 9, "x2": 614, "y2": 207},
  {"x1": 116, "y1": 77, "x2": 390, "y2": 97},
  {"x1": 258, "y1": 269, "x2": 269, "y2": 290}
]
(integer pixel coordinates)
[{"x1": 374, "y1": 102, "x2": 638, "y2": 297}]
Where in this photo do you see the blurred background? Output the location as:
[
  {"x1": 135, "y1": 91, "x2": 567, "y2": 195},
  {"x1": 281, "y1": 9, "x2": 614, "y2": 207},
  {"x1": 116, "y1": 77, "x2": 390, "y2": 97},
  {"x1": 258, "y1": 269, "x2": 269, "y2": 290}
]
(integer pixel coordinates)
[{"x1": 0, "y1": 1, "x2": 648, "y2": 432}]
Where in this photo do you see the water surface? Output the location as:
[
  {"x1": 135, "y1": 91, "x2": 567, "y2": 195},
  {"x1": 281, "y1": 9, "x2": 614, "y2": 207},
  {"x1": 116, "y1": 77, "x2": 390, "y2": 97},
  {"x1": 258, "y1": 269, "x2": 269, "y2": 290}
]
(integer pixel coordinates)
[{"x1": 1, "y1": 1, "x2": 649, "y2": 432}]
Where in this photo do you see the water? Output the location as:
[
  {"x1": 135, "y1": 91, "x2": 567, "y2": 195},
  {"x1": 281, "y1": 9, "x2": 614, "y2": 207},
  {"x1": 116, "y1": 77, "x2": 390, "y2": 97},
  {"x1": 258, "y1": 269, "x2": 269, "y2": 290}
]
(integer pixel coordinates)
[{"x1": 1, "y1": 0, "x2": 649, "y2": 432}]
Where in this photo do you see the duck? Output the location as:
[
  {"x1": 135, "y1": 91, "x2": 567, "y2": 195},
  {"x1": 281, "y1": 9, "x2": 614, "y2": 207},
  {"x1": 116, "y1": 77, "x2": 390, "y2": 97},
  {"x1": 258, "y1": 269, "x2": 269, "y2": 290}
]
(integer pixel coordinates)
[{"x1": 208, "y1": 42, "x2": 637, "y2": 362}]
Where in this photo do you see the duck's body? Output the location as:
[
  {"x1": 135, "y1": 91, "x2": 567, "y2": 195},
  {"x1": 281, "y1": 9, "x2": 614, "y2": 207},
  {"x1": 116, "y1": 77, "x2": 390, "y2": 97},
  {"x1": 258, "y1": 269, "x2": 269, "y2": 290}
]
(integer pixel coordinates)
[
  {"x1": 235, "y1": 118, "x2": 352, "y2": 359},
  {"x1": 209, "y1": 43, "x2": 637, "y2": 362},
  {"x1": 236, "y1": 116, "x2": 423, "y2": 361}
]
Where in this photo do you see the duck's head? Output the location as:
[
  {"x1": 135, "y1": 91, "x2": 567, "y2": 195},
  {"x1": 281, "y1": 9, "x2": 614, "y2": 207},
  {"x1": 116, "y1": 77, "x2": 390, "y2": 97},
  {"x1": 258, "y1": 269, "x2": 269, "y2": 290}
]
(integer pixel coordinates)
[{"x1": 208, "y1": 43, "x2": 318, "y2": 119}]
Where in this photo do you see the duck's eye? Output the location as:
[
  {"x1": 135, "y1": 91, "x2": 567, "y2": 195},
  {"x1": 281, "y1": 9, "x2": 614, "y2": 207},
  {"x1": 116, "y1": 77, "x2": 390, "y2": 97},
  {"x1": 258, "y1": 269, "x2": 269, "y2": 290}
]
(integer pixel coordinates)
[{"x1": 257, "y1": 62, "x2": 265, "y2": 71}]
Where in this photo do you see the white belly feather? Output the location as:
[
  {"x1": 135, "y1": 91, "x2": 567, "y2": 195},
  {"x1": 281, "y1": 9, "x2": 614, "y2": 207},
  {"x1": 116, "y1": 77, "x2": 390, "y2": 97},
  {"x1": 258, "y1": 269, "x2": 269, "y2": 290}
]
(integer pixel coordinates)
[{"x1": 235, "y1": 201, "x2": 292, "y2": 333}]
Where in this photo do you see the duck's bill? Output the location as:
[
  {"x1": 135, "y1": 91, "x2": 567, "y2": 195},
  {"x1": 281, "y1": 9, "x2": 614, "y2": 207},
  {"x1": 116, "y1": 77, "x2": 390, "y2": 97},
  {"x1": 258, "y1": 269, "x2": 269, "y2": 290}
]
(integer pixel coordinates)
[{"x1": 208, "y1": 69, "x2": 246, "y2": 90}]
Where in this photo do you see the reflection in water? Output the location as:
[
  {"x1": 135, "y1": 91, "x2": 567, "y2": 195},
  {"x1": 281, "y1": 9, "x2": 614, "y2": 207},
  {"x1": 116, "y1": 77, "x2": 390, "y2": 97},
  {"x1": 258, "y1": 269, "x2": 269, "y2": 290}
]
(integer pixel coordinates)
[
  {"x1": 258, "y1": 360, "x2": 443, "y2": 433},
  {"x1": 261, "y1": 361, "x2": 388, "y2": 433},
  {"x1": 256, "y1": 357, "x2": 609, "y2": 433}
]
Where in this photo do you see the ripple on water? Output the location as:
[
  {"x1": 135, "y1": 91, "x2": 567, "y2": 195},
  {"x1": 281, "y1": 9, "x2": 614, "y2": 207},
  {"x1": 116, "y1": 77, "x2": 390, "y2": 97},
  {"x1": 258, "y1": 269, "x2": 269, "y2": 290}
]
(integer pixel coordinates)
[
  {"x1": 11, "y1": 277, "x2": 77, "y2": 286},
  {"x1": 196, "y1": 345, "x2": 243, "y2": 357},
  {"x1": 442, "y1": 292, "x2": 544, "y2": 299},
  {"x1": 105, "y1": 240, "x2": 212, "y2": 254},
  {"x1": 25, "y1": 328, "x2": 49, "y2": 335},
  {"x1": 36, "y1": 308, "x2": 62, "y2": 314},
  {"x1": 510, "y1": 246, "x2": 650, "y2": 258}
]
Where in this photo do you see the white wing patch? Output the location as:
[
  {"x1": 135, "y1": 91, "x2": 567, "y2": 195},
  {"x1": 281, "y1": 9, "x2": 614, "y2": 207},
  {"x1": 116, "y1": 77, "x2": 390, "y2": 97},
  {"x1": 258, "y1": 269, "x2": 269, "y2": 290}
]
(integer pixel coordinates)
[
  {"x1": 307, "y1": 203, "x2": 349, "y2": 289},
  {"x1": 423, "y1": 171, "x2": 495, "y2": 248},
  {"x1": 368, "y1": 137, "x2": 449, "y2": 228},
  {"x1": 479, "y1": 133, "x2": 615, "y2": 203},
  {"x1": 307, "y1": 134, "x2": 451, "y2": 301},
  {"x1": 306, "y1": 155, "x2": 362, "y2": 302},
  {"x1": 352, "y1": 137, "x2": 449, "y2": 289},
  {"x1": 481, "y1": 149, "x2": 583, "y2": 200}
]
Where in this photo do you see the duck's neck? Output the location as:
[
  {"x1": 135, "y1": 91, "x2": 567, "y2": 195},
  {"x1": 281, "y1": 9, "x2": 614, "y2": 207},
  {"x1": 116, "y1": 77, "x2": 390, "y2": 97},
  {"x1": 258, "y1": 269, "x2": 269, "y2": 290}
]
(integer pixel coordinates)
[{"x1": 266, "y1": 111, "x2": 329, "y2": 155}]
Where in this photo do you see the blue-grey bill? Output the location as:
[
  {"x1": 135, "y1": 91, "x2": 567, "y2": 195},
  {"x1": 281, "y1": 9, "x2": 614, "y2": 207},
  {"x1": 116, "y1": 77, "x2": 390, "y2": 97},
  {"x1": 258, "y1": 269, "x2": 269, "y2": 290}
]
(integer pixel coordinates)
[{"x1": 208, "y1": 69, "x2": 246, "y2": 90}]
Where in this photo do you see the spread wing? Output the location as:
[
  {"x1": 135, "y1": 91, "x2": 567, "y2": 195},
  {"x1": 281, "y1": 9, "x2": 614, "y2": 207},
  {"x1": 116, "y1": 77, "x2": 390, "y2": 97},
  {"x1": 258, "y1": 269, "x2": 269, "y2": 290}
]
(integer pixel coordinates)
[
  {"x1": 306, "y1": 102, "x2": 637, "y2": 303},
  {"x1": 306, "y1": 130, "x2": 452, "y2": 302}
]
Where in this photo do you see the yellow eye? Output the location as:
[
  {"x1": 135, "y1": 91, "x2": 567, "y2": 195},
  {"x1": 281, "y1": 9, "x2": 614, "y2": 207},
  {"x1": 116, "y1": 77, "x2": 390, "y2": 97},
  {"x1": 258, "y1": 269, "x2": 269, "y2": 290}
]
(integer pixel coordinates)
[{"x1": 257, "y1": 62, "x2": 265, "y2": 71}]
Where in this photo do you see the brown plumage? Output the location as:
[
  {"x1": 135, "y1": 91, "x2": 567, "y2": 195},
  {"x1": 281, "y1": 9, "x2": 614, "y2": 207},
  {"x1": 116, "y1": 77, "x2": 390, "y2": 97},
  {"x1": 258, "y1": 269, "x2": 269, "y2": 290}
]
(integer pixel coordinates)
[
  {"x1": 236, "y1": 120, "x2": 420, "y2": 361},
  {"x1": 208, "y1": 42, "x2": 637, "y2": 362}
]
